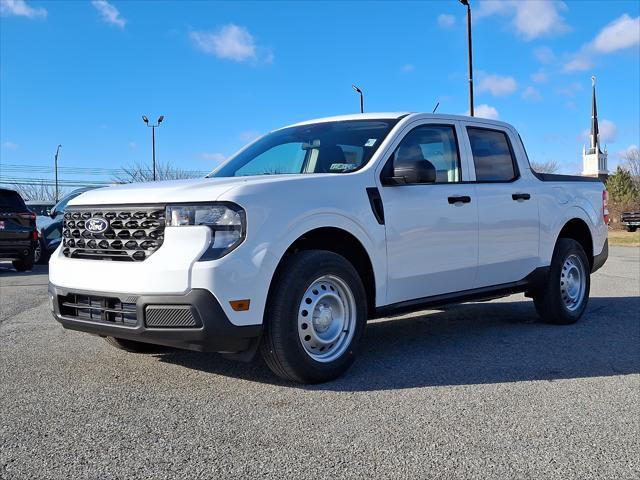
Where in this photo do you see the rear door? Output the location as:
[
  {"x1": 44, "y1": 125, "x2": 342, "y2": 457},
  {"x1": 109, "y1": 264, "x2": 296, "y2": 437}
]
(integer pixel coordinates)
[
  {"x1": 376, "y1": 120, "x2": 479, "y2": 304},
  {"x1": 461, "y1": 125, "x2": 539, "y2": 287}
]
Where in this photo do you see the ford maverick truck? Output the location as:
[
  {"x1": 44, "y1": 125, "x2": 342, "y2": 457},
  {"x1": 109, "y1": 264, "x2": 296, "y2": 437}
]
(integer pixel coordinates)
[{"x1": 49, "y1": 113, "x2": 609, "y2": 383}]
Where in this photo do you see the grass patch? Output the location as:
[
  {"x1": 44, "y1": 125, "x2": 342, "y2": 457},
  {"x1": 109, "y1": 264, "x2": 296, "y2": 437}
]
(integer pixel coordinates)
[{"x1": 609, "y1": 230, "x2": 640, "y2": 247}]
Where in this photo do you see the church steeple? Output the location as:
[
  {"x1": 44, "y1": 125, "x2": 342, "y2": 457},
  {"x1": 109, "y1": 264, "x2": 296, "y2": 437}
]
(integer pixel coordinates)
[
  {"x1": 582, "y1": 75, "x2": 608, "y2": 180},
  {"x1": 589, "y1": 75, "x2": 602, "y2": 155}
]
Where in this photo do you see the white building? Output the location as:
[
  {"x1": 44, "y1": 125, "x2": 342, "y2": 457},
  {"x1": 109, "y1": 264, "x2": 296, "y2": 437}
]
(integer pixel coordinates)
[{"x1": 582, "y1": 76, "x2": 608, "y2": 181}]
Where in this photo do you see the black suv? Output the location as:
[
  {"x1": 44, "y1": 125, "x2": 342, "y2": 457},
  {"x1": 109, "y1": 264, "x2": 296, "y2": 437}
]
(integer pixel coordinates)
[{"x1": 0, "y1": 188, "x2": 37, "y2": 271}]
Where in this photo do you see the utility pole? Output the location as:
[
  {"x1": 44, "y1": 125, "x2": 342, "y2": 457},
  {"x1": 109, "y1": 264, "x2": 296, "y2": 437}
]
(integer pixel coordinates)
[
  {"x1": 352, "y1": 85, "x2": 364, "y2": 113},
  {"x1": 142, "y1": 115, "x2": 165, "y2": 181},
  {"x1": 459, "y1": 0, "x2": 474, "y2": 116},
  {"x1": 54, "y1": 144, "x2": 62, "y2": 202}
]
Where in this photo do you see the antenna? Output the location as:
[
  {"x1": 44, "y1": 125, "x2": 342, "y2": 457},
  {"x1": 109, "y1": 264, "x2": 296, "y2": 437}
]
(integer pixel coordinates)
[{"x1": 432, "y1": 102, "x2": 440, "y2": 114}]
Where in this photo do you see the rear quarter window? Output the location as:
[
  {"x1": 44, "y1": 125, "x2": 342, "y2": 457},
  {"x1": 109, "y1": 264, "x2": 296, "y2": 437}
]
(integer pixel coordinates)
[{"x1": 0, "y1": 190, "x2": 28, "y2": 213}]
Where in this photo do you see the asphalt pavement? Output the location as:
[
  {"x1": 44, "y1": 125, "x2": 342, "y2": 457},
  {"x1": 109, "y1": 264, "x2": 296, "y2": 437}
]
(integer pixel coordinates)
[{"x1": 1, "y1": 247, "x2": 638, "y2": 479}]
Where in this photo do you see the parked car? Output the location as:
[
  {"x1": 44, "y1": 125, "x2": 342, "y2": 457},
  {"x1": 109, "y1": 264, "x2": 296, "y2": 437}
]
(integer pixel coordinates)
[
  {"x1": 26, "y1": 200, "x2": 56, "y2": 263},
  {"x1": 48, "y1": 113, "x2": 609, "y2": 383},
  {"x1": 38, "y1": 188, "x2": 97, "y2": 263},
  {"x1": 0, "y1": 188, "x2": 37, "y2": 271},
  {"x1": 620, "y1": 211, "x2": 639, "y2": 232}
]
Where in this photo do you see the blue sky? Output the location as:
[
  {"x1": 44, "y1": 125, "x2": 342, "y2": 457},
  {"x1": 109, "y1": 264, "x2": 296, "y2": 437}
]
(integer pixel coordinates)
[{"x1": 1, "y1": 0, "x2": 639, "y2": 188}]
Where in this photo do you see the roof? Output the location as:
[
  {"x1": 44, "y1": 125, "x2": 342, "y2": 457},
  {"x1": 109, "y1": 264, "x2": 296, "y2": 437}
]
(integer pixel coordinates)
[{"x1": 285, "y1": 112, "x2": 514, "y2": 130}]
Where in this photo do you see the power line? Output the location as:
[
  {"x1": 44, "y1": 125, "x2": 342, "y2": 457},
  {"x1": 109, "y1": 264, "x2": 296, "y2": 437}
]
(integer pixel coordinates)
[{"x1": 0, "y1": 163, "x2": 209, "y2": 177}]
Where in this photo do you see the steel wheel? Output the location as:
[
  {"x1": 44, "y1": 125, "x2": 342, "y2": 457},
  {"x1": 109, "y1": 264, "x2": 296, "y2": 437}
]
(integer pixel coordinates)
[
  {"x1": 560, "y1": 254, "x2": 586, "y2": 311},
  {"x1": 297, "y1": 274, "x2": 357, "y2": 363}
]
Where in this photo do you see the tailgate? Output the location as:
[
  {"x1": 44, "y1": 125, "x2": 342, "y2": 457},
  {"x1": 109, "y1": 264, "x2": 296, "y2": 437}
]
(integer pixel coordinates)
[{"x1": 0, "y1": 212, "x2": 34, "y2": 240}]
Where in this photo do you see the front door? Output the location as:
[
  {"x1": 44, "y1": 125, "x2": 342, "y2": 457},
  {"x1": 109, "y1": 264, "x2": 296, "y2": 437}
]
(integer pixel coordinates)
[{"x1": 377, "y1": 122, "x2": 479, "y2": 305}]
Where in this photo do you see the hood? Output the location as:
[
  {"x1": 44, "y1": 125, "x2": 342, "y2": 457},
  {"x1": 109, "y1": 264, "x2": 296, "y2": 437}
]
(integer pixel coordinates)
[{"x1": 67, "y1": 175, "x2": 334, "y2": 206}]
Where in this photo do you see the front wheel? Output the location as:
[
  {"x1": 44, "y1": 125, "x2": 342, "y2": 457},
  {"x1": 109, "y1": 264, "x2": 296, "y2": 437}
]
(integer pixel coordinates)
[
  {"x1": 627, "y1": 226, "x2": 637, "y2": 233},
  {"x1": 260, "y1": 250, "x2": 367, "y2": 384},
  {"x1": 533, "y1": 238, "x2": 590, "y2": 325}
]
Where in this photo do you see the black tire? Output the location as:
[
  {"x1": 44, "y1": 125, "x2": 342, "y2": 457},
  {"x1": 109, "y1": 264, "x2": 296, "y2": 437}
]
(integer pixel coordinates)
[
  {"x1": 533, "y1": 238, "x2": 590, "y2": 325},
  {"x1": 627, "y1": 226, "x2": 637, "y2": 233},
  {"x1": 260, "y1": 250, "x2": 367, "y2": 384},
  {"x1": 34, "y1": 238, "x2": 49, "y2": 264},
  {"x1": 12, "y1": 253, "x2": 34, "y2": 272},
  {"x1": 104, "y1": 336, "x2": 169, "y2": 353}
]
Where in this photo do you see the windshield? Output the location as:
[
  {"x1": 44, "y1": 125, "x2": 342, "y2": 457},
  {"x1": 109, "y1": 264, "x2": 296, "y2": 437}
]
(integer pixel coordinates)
[{"x1": 210, "y1": 120, "x2": 398, "y2": 178}]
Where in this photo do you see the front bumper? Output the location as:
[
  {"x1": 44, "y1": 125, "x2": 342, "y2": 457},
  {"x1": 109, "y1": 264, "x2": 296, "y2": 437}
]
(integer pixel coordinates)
[{"x1": 49, "y1": 284, "x2": 262, "y2": 353}]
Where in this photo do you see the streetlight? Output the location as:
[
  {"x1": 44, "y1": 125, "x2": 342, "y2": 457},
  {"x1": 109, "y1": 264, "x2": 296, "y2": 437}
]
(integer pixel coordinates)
[
  {"x1": 54, "y1": 144, "x2": 62, "y2": 202},
  {"x1": 459, "y1": 0, "x2": 474, "y2": 116},
  {"x1": 142, "y1": 115, "x2": 165, "y2": 181},
  {"x1": 352, "y1": 85, "x2": 364, "y2": 113}
]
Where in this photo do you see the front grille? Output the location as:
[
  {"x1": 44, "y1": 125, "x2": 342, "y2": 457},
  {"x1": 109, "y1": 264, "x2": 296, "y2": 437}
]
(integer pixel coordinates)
[
  {"x1": 58, "y1": 293, "x2": 137, "y2": 326},
  {"x1": 62, "y1": 206, "x2": 165, "y2": 261}
]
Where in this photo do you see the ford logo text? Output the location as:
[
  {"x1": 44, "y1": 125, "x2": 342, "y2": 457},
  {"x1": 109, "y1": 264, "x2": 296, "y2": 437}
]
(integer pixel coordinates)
[{"x1": 86, "y1": 218, "x2": 109, "y2": 234}]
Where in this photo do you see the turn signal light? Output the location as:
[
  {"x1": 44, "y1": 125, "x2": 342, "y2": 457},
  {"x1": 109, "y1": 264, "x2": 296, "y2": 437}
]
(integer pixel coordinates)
[{"x1": 229, "y1": 299, "x2": 251, "y2": 311}]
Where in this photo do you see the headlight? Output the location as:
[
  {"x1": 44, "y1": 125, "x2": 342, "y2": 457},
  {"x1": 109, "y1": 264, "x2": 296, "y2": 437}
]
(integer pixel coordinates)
[{"x1": 166, "y1": 203, "x2": 245, "y2": 260}]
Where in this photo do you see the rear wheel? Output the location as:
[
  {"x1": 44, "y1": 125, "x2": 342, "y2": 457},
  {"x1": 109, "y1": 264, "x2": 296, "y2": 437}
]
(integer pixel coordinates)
[
  {"x1": 260, "y1": 250, "x2": 367, "y2": 383},
  {"x1": 533, "y1": 238, "x2": 590, "y2": 325},
  {"x1": 104, "y1": 336, "x2": 169, "y2": 353},
  {"x1": 12, "y1": 253, "x2": 34, "y2": 272}
]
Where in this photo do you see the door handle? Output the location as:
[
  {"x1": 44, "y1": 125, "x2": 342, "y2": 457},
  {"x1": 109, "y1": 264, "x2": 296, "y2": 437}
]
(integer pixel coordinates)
[
  {"x1": 448, "y1": 195, "x2": 471, "y2": 204},
  {"x1": 512, "y1": 193, "x2": 531, "y2": 201}
]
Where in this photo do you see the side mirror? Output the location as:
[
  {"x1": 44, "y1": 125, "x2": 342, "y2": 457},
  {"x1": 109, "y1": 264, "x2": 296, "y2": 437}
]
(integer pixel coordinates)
[
  {"x1": 50, "y1": 208, "x2": 57, "y2": 219},
  {"x1": 384, "y1": 157, "x2": 436, "y2": 185}
]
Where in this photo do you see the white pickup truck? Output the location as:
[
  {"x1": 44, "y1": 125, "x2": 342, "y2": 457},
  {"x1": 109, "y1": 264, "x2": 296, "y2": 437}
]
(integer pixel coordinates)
[{"x1": 49, "y1": 113, "x2": 609, "y2": 383}]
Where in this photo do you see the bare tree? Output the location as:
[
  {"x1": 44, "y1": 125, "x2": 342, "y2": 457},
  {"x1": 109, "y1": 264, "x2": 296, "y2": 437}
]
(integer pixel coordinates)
[
  {"x1": 621, "y1": 147, "x2": 640, "y2": 189},
  {"x1": 530, "y1": 159, "x2": 560, "y2": 174},
  {"x1": 12, "y1": 181, "x2": 66, "y2": 202},
  {"x1": 113, "y1": 162, "x2": 204, "y2": 183}
]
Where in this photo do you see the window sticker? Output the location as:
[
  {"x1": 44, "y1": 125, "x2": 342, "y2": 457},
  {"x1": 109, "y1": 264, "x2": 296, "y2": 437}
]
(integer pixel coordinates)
[
  {"x1": 330, "y1": 163, "x2": 357, "y2": 171},
  {"x1": 364, "y1": 138, "x2": 377, "y2": 147}
]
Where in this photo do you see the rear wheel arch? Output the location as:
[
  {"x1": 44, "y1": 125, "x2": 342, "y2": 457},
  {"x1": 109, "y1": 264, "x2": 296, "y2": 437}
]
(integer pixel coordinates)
[{"x1": 556, "y1": 218, "x2": 594, "y2": 269}]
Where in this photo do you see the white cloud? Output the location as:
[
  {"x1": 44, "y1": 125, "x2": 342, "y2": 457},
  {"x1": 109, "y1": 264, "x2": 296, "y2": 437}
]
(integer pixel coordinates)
[
  {"x1": 476, "y1": 0, "x2": 569, "y2": 41},
  {"x1": 556, "y1": 82, "x2": 582, "y2": 98},
  {"x1": 533, "y1": 46, "x2": 556, "y2": 64},
  {"x1": 0, "y1": 0, "x2": 46, "y2": 18},
  {"x1": 401, "y1": 64, "x2": 415, "y2": 73},
  {"x1": 563, "y1": 14, "x2": 639, "y2": 72},
  {"x1": 618, "y1": 144, "x2": 639, "y2": 158},
  {"x1": 200, "y1": 152, "x2": 226, "y2": 163},
  {"x1": 477, "y1": 73, "x2": 517, "y2": 96},
  {"x1": 582, "y1": 119, "x2": 617, "y2": 144},
  {"x1": 562, "y1": 55, "x2": 594, "y2": 73},
  {"x1": 239, "y1": 131, "x2": 261, "y2": 142},
  {"x1": 466, "y1": 104, "x2": 499, "y2": 120},
  {"x1": 592, "y1": 14, "x2": 640, "y2": 53},
  {"x1": 522, "y1": 86, "x2": 542, "y2": 101},
  {"x1": 3, "y1": 141, "x2": 18, "y2": 149},
  {"x1": 437, "y1": 14, "x2": 455, "y2": 29},
  {"x1": 531, "y1": 69, "x2": 549, "y2": 83},
  {"x1": 91, "y1": 0, "x2": 126, "y2": 28},
  {"x1": 190, "y1": 24, "x2": 272, "y2": 63}
]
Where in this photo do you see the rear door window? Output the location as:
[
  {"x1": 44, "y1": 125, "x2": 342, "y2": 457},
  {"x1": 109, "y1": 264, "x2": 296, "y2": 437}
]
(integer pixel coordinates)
[{"x1": 467, "y1": 127, "x2": 518, "y2": 182}]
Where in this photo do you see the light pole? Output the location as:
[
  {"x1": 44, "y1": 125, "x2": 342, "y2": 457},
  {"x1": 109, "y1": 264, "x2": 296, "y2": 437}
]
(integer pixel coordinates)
[
  {"x1": 352, "y1": 85, "x2": 364, "y2": 113},
  {"x1": 142, "y1": 115, "x2": 165, "y2": 181},
  {"x1": 459, "y1": 0, "x2": 474, "y2": 116},
  {"x1": 54, "y1": 144, "x2": 62, "y2": 202}
]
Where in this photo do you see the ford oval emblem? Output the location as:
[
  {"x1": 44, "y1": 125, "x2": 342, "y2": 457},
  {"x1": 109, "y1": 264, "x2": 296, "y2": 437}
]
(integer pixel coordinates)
[{"x1": 86, "y1": 217, "x2": 109, "y2": 234}]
